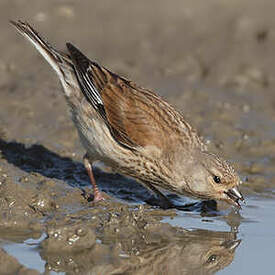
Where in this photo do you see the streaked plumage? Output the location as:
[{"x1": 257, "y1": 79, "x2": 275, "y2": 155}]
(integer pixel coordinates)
[{"x1": 11, "y1": 20, "x2": 244, "y2": 208}]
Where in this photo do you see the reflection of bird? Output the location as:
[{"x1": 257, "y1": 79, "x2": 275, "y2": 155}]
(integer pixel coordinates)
[
  {"x1": 11, "y1": 20, "x2": 244, "y2": 208},
  {"x1": 127, "y1": 230, "x2": 241, "y2": 275},
  {"x1": 41, "y1": 227, "x2": 240, "y2": 275}
]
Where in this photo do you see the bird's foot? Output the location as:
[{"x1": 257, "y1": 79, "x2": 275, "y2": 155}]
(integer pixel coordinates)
[
  {"x1": 81, "y1": 188, "x2": 106, "y2": 203},
  {"x1": 93, "y1": 191, "x2": 105, "y2": 202}
]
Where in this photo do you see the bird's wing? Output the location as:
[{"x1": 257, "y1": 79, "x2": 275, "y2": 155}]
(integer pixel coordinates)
[{"x1": 66, "y1": 43, "x2": 195, "y2": 151}]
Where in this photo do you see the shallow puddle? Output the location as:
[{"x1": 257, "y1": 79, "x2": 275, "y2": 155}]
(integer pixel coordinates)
[
  {"x1": 2, "y1": 234, "x2": 47, "y2": 273},
  {"x1": 0, "y1": 196, "x2": 274, "y2": 274}
]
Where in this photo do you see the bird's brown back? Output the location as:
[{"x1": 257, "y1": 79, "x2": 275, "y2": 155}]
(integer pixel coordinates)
[{"x1": 67, "y1": 43, "x2": 205, "y2": 155}]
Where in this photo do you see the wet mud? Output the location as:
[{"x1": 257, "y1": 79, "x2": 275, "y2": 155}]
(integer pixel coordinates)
[{"x1": 0, "y1": 0, "x2": 275, "y2": 274}]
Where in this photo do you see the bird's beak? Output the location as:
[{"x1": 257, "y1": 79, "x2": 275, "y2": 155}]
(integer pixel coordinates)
[
  {"x1": 224, "y1": 187, "x2": 245, "y2": 208},
  {"x1": 222, "y1": 239, "x2": 241, "y2": 251}
]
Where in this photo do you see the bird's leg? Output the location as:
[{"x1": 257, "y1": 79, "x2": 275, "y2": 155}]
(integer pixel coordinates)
[
  {"x1": 83, "y1": 154, "x2": 105, "y2": 202},
  {"x1": 143, "y1": 181, "x2": 174, "y2": 209}
]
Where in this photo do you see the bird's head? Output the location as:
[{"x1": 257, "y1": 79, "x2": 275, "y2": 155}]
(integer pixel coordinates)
[{"x1": 179, "y1": 150, "x2": 244, "y2": 207}]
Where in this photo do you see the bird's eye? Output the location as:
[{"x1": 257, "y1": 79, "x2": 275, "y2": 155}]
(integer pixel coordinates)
[
  {"x1": 213, "y1": 176, "x2": 221, "y2": 184},
  {"x1": 207, "y1": 254, "x2": 217, "y2": 263}
]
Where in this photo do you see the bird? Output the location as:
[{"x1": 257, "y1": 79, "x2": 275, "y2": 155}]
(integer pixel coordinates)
[{"x1": 10, "y1": 20, "x2": 244, "y2": 209}]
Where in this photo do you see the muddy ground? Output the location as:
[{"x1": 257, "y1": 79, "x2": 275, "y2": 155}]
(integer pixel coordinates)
[{"x1": 0, "y1": 0, "x2": 275, "y2": 274}]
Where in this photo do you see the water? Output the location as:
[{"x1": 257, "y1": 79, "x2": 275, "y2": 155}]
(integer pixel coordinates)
[
  {"x1": 1, "y1": 196, "x2": 274, "y2": 274},
  {"x1": 2, "y1": 234, "x2": 47, "y2": 273},
  {"x1": 220, "y1": 198, "x2": 275, "y2": 275}
]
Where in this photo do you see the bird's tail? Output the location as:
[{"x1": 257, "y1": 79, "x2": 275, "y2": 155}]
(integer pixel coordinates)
[{"x1": 10, "y1": 20, "x2": 74, "y2": 96}]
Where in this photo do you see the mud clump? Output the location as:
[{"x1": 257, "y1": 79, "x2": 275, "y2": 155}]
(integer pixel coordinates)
[
  {"x1": 42, "y1": 223, "x2": 96, "y2": 253},
  {"x1": 0, "y1": 171, "x2": 43, "y2": 232},
  {"x1": 29, "y1": 192, "x2": 59, "y2": 214}
]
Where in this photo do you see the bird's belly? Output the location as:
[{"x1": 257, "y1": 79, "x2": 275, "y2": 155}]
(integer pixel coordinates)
[
  {"x1": 71, "y1": 109, "x2": 119, "y2": 164},
  {"x1": 70, "y1": 107, "x2": 175, "y2": 192}
]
